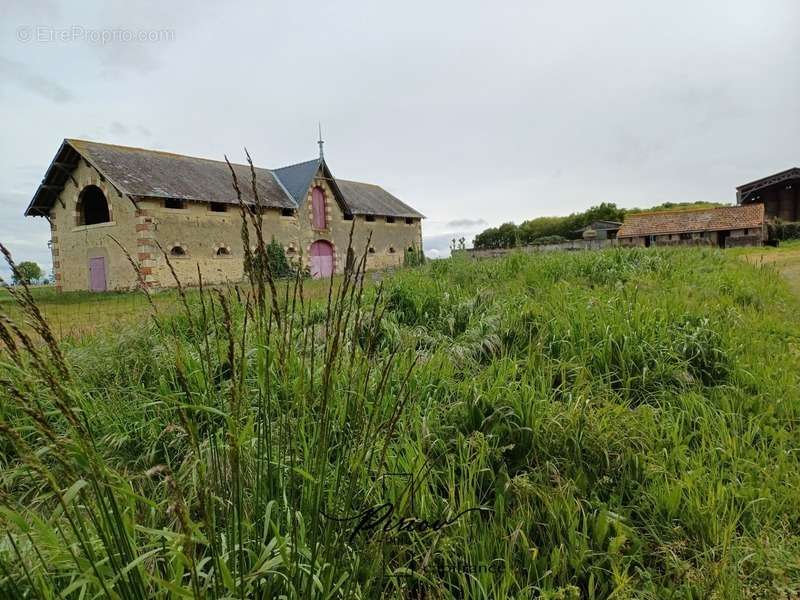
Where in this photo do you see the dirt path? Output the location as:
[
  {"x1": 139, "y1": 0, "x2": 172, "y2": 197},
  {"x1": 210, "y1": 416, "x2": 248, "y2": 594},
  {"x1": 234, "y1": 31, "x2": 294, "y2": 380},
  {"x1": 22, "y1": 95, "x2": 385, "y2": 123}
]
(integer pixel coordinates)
[{"x1": 740, "y1": 244, "x2": 800, "y2": 298}]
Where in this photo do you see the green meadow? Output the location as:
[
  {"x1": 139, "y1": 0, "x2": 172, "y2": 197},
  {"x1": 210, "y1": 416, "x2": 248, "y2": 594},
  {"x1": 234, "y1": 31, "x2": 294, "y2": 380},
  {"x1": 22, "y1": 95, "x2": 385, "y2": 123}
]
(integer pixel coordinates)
[{"x1": 1, "y1": 242, "x2": 799, "y2": 598}]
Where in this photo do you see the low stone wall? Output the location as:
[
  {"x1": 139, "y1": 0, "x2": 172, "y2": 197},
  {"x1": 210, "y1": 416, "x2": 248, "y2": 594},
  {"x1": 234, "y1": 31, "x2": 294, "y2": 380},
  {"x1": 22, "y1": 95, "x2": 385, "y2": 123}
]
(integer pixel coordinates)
[
  {"x1": 724, "y1": 234, "x2": 765, "y2": 248},
  {"x1": 457, "y1": 239, "x2": 616, "y2": 259}
]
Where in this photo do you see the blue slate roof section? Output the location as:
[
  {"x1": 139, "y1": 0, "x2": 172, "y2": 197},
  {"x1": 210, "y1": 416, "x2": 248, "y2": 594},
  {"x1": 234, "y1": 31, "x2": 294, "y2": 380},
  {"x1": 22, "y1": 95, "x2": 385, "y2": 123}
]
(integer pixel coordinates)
[{"x1": 272, "y1": 158, "x2": 320, "y2": 204}]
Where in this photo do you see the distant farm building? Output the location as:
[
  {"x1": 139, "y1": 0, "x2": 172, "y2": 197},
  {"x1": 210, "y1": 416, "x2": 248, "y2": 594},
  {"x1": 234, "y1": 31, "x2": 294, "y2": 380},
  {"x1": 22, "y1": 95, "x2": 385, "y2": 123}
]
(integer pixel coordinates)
[
  {"x1": 617, "y1": 205, "x2": 765, "y2": 248},
  {"x1": 575, "y1": 220, "x2": 622, "y2": 240},
  {"x1": 25, "y1": 139, "x2": 424, "y2": 292},
  {"x1": 736, "y1": 167, "x2": 800, "y2": 222}
]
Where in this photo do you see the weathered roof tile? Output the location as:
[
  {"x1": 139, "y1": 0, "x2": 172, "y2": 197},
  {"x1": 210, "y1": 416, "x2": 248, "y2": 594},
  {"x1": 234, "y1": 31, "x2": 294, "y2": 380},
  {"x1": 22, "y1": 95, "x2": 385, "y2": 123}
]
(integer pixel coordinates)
[
  {"x1": 617, "y1": 205, "x2": 764, "y2": 238},
  {"x1": 26, "y1": 139, "x2": 425, "y2": 220}
]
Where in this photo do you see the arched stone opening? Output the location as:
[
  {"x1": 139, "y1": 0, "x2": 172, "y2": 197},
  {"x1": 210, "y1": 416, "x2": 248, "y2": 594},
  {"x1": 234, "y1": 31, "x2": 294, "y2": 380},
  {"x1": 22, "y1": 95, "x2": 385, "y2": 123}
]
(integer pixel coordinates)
[{"x1": 78, "y1": 185, "x2": 110, "y2": 226}]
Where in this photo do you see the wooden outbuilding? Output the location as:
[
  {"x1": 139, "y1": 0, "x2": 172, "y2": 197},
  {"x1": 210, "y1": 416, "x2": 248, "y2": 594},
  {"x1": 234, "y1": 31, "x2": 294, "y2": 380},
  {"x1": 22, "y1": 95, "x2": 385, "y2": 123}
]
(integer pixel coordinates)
[{"x1": 737, "y1": 168, "x2": 800, "y2": 222}]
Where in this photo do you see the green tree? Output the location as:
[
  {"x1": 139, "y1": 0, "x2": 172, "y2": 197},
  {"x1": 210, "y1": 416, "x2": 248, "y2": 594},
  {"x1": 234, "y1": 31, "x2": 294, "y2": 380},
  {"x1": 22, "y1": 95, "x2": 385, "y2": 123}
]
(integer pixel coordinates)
[
  {"x1": 13, "y1": 261, "x2": 42, "y2": 285},
  {"x1": 265, "y1": 238, "x2": 291, "y2": 278}
]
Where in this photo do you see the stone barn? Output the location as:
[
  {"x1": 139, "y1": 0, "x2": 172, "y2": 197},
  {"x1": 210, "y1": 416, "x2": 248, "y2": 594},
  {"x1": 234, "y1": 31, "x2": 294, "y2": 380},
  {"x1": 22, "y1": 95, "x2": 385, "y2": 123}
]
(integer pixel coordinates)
[
  {"x1": 617, "y1": 205, "x2": 765, "y2": 248},
  {"x1": 25, "y1": 139, "x2": 424, "y2": 292}
]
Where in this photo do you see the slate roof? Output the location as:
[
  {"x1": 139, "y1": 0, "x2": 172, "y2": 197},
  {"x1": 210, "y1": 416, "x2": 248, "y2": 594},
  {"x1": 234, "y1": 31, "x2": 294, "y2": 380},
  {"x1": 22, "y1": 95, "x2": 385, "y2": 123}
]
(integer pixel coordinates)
[
  {"x1": 617, "y1": 205, "x2": 764, "y2": 238},
  {"x1": 25, "y1": 139, "x2": 424, "y2": 219},
  {"x1": 337, "y1": 179, "x2": 424, "y2": 219},
  {"x1": 272, "y1": 158, "x2": 320, "y2": 204}
]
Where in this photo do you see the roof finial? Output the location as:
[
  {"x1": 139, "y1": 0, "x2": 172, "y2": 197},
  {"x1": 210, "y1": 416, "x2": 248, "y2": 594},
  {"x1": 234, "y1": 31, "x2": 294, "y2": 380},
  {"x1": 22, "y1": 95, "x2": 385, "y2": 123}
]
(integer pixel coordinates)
[{"x1": 317, "y1": 122, "x2": 324, "y2": 160}]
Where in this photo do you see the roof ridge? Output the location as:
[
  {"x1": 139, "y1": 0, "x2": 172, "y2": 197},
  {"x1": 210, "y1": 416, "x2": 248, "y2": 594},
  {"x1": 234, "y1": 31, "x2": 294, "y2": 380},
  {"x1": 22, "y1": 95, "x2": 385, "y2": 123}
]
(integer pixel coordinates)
[
  {"x1": 627, "y1": 205, "x2": 736, "y2": 218},
  {"x1": 272, "y1": 157, "x2": 319, "y2": 171},
  {"x1": 66, "y1": 138, "x2": 274, "y2": 172},
  {"x1": 336, "y1": 178, "x2": 382, "y2": 188}
]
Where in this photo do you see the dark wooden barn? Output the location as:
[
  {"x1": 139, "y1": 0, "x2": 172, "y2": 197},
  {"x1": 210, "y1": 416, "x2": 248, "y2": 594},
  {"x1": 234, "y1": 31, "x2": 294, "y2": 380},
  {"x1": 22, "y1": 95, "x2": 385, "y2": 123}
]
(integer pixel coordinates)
[{"x1": 737, "y1": 168, "x2": 800, "y2": 221}]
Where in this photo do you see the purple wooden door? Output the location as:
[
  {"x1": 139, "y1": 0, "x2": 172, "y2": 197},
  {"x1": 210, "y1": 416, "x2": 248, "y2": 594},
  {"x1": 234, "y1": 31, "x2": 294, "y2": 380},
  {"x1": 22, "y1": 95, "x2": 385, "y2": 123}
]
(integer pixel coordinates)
[
  {"x1": 89, "y1": 257, "x2": 106, "y2": 292},
  {"x1": 311, "y1": 187, "x2": 326, "y2": 229},
  {"x1": 309, "y1": 240, "x2": 334, "y2": 278}
]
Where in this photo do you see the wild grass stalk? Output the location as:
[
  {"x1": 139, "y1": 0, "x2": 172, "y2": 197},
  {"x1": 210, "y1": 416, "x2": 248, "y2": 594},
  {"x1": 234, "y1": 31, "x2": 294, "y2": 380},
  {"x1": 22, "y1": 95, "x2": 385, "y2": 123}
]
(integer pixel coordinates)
[{"x1": 1, "y1": 191, "x2": 800, "y2": 597}]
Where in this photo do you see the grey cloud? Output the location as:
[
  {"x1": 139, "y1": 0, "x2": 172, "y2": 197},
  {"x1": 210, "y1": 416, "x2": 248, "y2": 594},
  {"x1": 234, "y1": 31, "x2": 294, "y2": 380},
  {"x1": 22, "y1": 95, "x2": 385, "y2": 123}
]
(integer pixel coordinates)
[
  {"x1": 110, "y1": 121, "x2": 128, "y2": 135},
  {"x1": 0, "y1": 192, "x2": 51, "y2": 279},
  {"x1": 423, "y1": 231, "x2": 479, "y2": 258},
  {"x1": 444, "y1": 218, "x2": 487, "y2": 229},
  {"x1": 0, "y1": 57, "x2": 72, "y2": 102},
  {"x1": 1, "y1": 0, "x2": 799, "y2": 270}
]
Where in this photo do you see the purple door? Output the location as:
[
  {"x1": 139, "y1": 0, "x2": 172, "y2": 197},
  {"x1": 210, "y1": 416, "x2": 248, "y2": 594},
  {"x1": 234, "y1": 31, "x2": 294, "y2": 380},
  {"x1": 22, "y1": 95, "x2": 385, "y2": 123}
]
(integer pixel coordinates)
[
  {"x1": 309, "y1": 240, "x2": 334, "y2": 278},
  {"x1": 89, "y1": 257, "x2": 106, "y2": 292}
]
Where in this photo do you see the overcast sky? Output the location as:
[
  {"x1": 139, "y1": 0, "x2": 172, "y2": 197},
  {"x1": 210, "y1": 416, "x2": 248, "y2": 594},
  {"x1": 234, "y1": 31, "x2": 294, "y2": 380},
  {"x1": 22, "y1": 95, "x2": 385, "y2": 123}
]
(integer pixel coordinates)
[{"x1": 1, "y1": 0, "x2": 798, "y2": 271}]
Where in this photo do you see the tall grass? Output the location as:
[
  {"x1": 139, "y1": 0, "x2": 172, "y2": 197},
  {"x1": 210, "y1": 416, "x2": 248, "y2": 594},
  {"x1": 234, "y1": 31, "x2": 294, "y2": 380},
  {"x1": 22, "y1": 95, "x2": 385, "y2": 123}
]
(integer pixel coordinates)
[{"x1": 1, "y1": 180, "x2": 800, "y2": 597}]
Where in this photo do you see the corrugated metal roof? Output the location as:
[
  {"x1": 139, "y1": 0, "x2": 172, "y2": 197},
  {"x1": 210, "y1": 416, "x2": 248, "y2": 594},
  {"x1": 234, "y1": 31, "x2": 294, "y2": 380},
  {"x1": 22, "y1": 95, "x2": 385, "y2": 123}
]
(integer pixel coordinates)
[
  {"x1": 25, "y1": 139, "x2": 425, "y2": 219},
  {"x1": 617, "y1": 204, "x2": 764, "y2": 238},
  {"x1": 337, "y1": 179, "x2": 425, "y2": 219},
  {"x1": 736, "y1": 167, "x2": 800, "y2": 204}
]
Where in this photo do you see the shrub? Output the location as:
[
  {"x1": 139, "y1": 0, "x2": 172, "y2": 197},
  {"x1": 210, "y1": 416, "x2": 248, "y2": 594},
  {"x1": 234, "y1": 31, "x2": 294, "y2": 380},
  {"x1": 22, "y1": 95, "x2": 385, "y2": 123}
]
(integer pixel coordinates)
[
  {"x1": 769, "y1": 221, "x2": 800, "y2": 241},
  {"x1": 264, "y1": 237, "x2": 291, "y2": 277},
  {"x1": 531, "y1": 235, "x2": 568, "y2": 245}
]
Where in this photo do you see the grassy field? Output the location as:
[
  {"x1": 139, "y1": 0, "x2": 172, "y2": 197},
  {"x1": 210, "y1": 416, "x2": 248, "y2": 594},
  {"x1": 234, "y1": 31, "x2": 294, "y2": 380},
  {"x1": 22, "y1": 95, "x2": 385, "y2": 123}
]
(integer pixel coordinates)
[
  {"x1": 0, "y1": 275, "x2": 355, "y2": 341},
  {"x1": 735, "y1": 240, "x2": 800, "y2": 298},
  {"x1": 1, "y1": 244, "x2": 800, "y2": 598}
]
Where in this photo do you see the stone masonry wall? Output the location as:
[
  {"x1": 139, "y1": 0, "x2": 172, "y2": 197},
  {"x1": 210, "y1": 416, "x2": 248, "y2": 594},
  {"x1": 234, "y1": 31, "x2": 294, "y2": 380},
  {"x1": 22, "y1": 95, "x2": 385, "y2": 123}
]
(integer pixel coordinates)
[
  {"x1": 294, "y1": 175, "x2": 422, "y2": 274},
  {"x1": 49, "y1": 160, "x2": 139, "y2": 292},
  {"x1": 50, "y1": 164, "x2": 423, "y2": 291}
]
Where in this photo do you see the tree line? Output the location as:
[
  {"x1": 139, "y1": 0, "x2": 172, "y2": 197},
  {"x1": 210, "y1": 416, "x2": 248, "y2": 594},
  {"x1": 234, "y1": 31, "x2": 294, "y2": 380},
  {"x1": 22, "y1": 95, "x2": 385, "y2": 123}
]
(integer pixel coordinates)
[{"x1": 472, "y1": 201, "x2": 724, "y2": 249}]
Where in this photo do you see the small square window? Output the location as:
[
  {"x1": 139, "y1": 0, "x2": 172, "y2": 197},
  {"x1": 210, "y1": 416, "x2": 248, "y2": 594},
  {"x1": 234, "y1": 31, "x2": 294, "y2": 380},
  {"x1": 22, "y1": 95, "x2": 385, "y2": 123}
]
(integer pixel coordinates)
[
  {"x1": 165, "y1": 198, "x2": 185, "y2": 209},
  {"x1": 405, "y1": 217, "x2": 414, "y2": 225},
  {"x1": 680, "y1": 233, "x2": 692, "y2": 240},
  {"x1": 281, "y1": 207, "x2": 295, "y2": 217},
  {"x1": 386, "y1": 216, "x2": 395, "y2": 224},
  {"x1": 365, "y1": 215, "x2": 375, "y2": 222},
  {"x1": 210, "y1": 202, "x2": 227, "y2": 212},
  {"x1": 343, "y1": 213, "x2": 354, "y2": 221}
]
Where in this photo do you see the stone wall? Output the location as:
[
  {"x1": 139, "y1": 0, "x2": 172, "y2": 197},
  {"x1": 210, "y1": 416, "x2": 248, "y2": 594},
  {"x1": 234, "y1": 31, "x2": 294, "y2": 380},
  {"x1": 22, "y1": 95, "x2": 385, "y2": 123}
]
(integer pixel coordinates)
[
  {"x1": 138, "y1": 198, "x2": 300, "y2": 287},
  {"x1": 49, "y1": 165, "x2": 423, "y2": 291},
  {"x1": 618, "y1": 227, "x2": 764, "y2": 248},
  {"x1": 297, "y1": 175, "x2": 423, "y2": 273},
  {"x1": 459, "y1": 239, "x2": 615, "y2": 259},
  {"x1": 50, "y1": 160, "x2": 139, "y2": 292}
]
